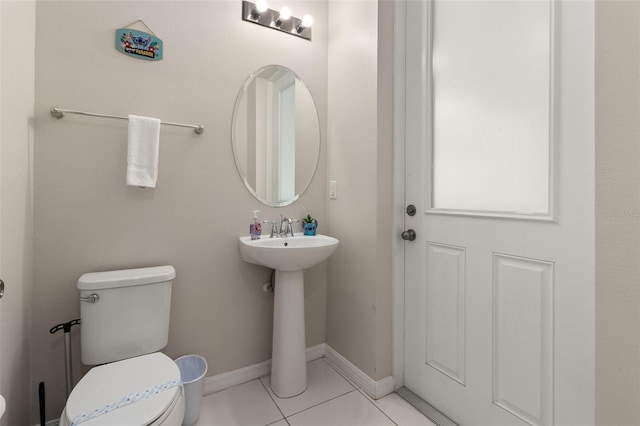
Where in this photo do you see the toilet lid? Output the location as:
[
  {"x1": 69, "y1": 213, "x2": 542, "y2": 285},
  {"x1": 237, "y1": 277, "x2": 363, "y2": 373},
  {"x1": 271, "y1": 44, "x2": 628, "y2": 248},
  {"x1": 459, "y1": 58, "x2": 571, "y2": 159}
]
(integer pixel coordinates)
[{"x1": 65, "y1": 352, "x2": 181, "y2": 426}]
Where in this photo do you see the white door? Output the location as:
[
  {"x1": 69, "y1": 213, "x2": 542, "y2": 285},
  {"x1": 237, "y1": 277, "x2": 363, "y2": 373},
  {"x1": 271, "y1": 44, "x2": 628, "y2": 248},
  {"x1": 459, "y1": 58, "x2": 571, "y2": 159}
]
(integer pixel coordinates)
[{"x1": 402, "y1": 1, "x2": 595, "y2": 425}]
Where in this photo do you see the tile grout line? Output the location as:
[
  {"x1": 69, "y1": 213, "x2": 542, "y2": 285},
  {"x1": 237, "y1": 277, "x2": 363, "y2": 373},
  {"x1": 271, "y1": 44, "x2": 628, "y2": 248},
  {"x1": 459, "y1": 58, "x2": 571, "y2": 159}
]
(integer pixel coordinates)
[
  {"x1": 244, "y1": 358, "x2": 390, "y2": 425},
  {"x1": 266, "y1": 419, "x2": 291, "y2": 426},
  {"x1": 258, "y1": 377, "x2": 289, "y2": 425},
  {"x1": 323, "y1": 357, "x2": 433, "y2": 426},
  {"x1": 321, "y1": 357, "x2": 396, "y2": 423},
  {"x1": 201, "y1": 358, "x2": 410, "y2": 426},
  {"x1": 356, "y1": 388, "x2": 400, "y2": 426},
  {"x1": 320, "y1": 356, "x2": 361, "y2": 390},
  {"x1": 285, "y1": 388, "x2": 361, "y2": 420},
  {"x1": 263, "y1": 358, "x2": 359, "y2": 419}
]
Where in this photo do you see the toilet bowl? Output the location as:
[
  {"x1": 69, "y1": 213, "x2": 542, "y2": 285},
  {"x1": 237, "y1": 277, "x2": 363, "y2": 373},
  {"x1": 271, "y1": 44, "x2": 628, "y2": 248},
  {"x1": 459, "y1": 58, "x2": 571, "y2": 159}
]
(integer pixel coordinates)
[
  {"x1": 59, "y1": 266, "x2": 184, "y2": 425},
  {"x1": 60, "y1": 353, "x2": 184, "y2": 426}
]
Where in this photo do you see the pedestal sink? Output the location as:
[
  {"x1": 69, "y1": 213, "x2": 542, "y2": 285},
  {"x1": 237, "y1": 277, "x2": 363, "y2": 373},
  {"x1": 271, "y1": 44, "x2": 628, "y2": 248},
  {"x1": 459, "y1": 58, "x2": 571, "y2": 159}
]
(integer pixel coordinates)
[{"x1": 239, "y1": 234, "x2": 339, "y2": 398}]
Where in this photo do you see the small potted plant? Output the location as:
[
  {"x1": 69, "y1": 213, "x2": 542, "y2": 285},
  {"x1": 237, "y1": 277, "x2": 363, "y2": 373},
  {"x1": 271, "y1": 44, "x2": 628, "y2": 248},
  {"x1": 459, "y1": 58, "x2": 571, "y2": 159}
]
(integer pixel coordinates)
[{"x1": 302, "y1": 214, "x2": 318, "y2": 236}]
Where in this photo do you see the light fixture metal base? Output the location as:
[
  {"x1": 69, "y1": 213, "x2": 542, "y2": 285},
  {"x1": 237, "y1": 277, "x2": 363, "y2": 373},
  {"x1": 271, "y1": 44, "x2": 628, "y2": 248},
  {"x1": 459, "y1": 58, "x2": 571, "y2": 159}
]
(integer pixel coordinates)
[{"x1": 242, "y1": 0, "x2": 312, "y2": 41}]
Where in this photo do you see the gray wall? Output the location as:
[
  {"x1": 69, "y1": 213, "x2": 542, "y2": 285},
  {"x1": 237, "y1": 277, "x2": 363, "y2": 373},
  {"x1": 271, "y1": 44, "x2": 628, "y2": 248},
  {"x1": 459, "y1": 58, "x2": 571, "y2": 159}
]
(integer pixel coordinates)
[
  {"x1": 595, "y1": 1, "x2": 640, "y2": 423},
  {"x1": 0, "y1": 1, "x2": 35, "y2": 425},
  {"x1": 326, "y1": 0, "x2": 393, "y2": 381},
  {"x1": 33, "y1": 1, "x2": 328, "y2": 420}
]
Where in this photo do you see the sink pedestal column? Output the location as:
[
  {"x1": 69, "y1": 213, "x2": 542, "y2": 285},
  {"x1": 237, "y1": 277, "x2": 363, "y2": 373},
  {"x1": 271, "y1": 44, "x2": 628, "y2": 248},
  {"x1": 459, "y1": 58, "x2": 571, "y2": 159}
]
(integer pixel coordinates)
[{"x1": 271, "y1": 270, "x2": 307, "y2": 398}]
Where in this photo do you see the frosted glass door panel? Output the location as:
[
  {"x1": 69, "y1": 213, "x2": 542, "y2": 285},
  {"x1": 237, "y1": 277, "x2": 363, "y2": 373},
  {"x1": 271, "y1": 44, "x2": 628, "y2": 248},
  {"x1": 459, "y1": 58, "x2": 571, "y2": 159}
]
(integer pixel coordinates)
[{"x1": 432, "y1": 0, "x2": 552, "y2": 216}]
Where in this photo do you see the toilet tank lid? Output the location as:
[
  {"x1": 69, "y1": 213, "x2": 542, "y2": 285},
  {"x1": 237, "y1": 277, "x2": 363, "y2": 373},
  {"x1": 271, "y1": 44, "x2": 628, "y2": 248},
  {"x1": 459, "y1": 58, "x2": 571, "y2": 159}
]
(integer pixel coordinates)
[{"x1": 77, "y1": 265, "x2": 176, "y2": 290}]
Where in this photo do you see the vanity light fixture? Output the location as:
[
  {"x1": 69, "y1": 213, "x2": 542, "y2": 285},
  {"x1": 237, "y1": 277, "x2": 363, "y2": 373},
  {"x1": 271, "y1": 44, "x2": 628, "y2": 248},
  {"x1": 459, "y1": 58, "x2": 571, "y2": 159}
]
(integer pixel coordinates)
[{"x1": 242, "y1": 0, "x2": 312, "y2": 41}]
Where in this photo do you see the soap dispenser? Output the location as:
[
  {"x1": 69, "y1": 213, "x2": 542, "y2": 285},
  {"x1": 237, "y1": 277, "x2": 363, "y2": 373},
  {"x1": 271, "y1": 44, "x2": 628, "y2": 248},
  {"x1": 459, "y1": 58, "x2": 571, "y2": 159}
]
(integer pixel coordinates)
[{"x1": 250, "y1": 210, "x2": 262, "y2": 240}]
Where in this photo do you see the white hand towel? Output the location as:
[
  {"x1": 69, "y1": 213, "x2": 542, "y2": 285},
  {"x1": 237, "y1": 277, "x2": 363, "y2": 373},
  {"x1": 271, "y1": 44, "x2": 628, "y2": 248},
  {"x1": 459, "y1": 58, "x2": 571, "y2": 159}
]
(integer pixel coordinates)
[{"x1": 127, "y1": 114, "x2": 161, "y2": 188}]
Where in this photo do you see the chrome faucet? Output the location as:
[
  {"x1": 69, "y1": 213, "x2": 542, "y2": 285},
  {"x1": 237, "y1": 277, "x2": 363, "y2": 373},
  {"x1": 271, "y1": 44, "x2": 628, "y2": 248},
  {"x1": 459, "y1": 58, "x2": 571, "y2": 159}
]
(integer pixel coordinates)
[{"x1": 280, "y1": 215, "x2": 292, "y2": 237}]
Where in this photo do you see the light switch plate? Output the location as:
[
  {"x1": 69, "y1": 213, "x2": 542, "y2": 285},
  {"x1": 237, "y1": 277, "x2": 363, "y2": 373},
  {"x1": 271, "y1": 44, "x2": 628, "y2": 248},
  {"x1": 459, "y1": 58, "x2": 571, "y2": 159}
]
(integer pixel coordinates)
[{"x1": 329, "y1": 180, "x2": 337, "y2": 199}]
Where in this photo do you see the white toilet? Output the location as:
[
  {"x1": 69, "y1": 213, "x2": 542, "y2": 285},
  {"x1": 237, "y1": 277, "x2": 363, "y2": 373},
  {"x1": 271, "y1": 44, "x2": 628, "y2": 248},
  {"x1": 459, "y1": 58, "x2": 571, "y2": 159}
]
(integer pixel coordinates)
[{"x1": 60, "y1": 265, "x2": 185, "y2": 426}]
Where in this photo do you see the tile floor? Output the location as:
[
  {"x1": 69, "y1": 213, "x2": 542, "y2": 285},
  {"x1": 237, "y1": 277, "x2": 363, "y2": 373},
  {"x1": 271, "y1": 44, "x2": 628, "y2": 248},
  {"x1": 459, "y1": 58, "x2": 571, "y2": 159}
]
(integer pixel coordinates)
[{"x1": 195, "y1": 358, "x2": 436, "y2": 426}]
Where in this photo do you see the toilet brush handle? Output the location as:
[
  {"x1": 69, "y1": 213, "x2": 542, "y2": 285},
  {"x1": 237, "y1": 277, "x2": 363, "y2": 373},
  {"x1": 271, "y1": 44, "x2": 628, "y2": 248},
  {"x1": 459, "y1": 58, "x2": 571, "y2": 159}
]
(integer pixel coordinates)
[
  {"x1": 49, "y1": 318, "x2": 81, "y2": 334},
  {"x1": 50, "y1": 319, "x2": 81, "y2": 397}
]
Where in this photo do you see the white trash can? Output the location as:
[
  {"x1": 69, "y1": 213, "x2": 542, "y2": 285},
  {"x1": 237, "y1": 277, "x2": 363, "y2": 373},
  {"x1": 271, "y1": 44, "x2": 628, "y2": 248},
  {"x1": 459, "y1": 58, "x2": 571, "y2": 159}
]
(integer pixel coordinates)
[{"x1": 175, "y1": 354, "x2": 208, "y2": 426}]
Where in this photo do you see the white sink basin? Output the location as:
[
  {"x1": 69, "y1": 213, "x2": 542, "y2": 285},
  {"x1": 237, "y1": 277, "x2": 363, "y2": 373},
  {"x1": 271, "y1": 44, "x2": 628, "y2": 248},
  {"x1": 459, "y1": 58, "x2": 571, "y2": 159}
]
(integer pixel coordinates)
[{"x1": 239, "y1": 234, "x2": 339, "y2": 271}]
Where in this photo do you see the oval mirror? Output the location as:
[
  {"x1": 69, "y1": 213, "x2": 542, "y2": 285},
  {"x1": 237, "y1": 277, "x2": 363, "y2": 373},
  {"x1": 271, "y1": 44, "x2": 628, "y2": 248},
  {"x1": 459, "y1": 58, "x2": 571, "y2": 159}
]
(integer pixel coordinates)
[{"x1": 232, "y1": 65, "x2": 321, "y2": 207}]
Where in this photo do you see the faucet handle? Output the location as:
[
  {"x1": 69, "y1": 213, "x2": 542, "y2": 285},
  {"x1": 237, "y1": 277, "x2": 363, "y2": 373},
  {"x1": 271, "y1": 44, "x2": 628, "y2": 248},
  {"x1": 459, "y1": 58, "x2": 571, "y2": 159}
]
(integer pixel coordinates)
[
  {"x1": 289, "y1": 219, "x2": 300, "y2": 237},
  {"x1": 263, "y1": 220, "x2": 278, "y2": 238}
]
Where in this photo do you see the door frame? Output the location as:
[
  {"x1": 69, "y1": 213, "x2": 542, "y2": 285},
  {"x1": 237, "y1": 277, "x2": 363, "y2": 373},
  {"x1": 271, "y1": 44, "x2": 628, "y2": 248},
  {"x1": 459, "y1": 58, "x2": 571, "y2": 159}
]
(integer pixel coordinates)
[{"x1": 391, "y1": 0, "x2": 407, "y2": 390}]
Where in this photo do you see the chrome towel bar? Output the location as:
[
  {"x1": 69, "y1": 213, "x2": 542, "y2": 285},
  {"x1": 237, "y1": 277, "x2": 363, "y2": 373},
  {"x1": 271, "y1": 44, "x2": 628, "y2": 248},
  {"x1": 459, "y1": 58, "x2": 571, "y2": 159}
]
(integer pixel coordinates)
[{"x1": 50, "y1": 107, "x2": 204, "y2": 135}]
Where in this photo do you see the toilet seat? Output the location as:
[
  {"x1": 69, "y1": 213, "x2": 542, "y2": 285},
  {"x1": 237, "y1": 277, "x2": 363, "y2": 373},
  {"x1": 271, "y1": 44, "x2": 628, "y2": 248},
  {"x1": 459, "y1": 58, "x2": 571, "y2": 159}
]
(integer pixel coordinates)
[{"x1": 63, "y1": 352, "x2": 183, "y2": 426}]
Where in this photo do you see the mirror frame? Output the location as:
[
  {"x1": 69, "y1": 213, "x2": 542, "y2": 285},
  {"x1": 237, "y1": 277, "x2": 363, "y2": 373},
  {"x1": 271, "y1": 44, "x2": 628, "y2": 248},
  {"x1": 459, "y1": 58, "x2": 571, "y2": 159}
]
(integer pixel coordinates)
[{"x1": 231, "y1": 64, "x2": 321, "y2": 207}]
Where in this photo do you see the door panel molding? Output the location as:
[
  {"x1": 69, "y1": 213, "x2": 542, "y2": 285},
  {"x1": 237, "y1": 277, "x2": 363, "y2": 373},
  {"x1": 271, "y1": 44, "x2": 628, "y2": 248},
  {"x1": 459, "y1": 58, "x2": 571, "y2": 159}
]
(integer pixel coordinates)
[
  {"x1": 492, "y1": 253, "x2": 554, "y2": 426},
  {"x1": 426, "y1": 242, "x2": 466, "y2": 385}
]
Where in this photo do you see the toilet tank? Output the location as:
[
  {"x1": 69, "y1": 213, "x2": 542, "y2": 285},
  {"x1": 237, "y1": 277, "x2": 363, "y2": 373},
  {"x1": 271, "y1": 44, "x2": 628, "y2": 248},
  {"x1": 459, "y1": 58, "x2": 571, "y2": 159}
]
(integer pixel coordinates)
[{"x1": 78, "y1": 265, "x2": 176, "y2": 365}]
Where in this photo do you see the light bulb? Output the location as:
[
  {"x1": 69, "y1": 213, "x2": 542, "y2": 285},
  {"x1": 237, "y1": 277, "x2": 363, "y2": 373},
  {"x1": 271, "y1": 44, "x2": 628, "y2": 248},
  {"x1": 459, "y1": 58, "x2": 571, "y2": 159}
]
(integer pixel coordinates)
[
  {"x1": 301, "y1": 14, "x2": 313, "y2": 28},
  {"x1": 256, "y1": 0, "x2": 268, "y2": 12},
  {"x1": 250, "y1": 0, "x2": 268, "y2": 19},
  {"x1": 275, "y1": 6, "x2": 291, "y2": 27},
  {"x1": 296, "y1": 14, "x2": 313, "y2": 33},
  {"x1": 280, "y1": 7, "x2": 292, "y2": 20}
]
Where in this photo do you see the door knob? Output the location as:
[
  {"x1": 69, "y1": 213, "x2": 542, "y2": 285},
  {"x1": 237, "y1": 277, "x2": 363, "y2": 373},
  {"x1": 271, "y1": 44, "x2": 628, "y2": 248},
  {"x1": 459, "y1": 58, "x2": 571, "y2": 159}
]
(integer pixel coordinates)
[{"x1": 401, "y1": 229, "x2": 416, "y2": 241}]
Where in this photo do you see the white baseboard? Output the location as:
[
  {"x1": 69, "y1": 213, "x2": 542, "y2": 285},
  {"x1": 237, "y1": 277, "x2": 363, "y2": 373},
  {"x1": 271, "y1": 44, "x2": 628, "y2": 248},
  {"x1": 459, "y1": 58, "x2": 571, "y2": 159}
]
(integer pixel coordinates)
[
  {"x1": 203, "y1": 357, "x2": 272, "y2": 396},
  {"x1": 203, "y1": 343, "x2": 326, "y2": 395},
  {"x1": 203, "y1": 343, "x2": 393, "y2": 400},
  {"x1": 324, "y1": 344, "x2": 395, "y2": 400}
]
